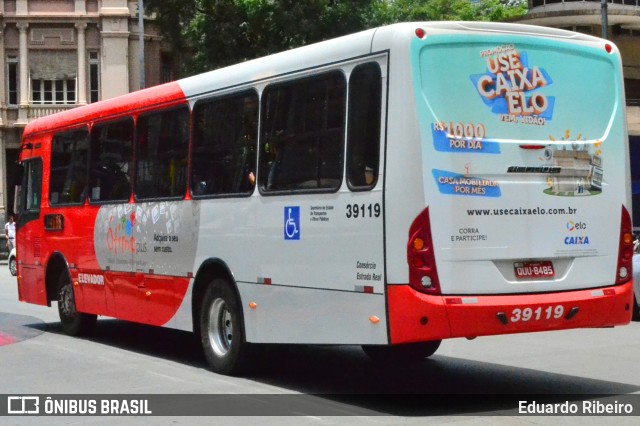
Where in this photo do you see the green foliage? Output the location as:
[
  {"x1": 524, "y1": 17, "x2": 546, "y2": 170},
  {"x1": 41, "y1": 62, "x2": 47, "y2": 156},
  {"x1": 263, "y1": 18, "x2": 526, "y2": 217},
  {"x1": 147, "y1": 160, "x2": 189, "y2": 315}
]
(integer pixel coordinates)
[
  {"x1": 145, "y1": 0, "x2": 528, "y2": 75},
  {"x1": 367, "y1": 0, "x2": 527, "y2": 25}
]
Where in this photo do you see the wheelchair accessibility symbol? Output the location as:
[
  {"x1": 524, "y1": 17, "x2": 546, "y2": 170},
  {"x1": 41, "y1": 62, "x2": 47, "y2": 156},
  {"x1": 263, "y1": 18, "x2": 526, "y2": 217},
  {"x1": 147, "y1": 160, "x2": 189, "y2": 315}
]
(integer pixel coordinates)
[{"x1": 284, "y1": 206, "x2": 300, "y2": 240}]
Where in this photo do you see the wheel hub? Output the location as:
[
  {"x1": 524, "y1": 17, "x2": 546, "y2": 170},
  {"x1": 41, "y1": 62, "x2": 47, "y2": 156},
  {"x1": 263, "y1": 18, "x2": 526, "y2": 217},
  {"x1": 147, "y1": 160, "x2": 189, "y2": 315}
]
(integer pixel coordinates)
[{"x1": 207, "y1": 298, "x2": 233, "y2": 357}]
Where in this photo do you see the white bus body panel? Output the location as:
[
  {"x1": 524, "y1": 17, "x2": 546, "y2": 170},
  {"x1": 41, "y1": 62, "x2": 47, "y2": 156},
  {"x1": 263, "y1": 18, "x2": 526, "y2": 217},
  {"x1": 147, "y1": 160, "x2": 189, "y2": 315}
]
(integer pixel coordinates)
[{"x1": 173, "y1": 47, "x2": 390, "y2": 344}]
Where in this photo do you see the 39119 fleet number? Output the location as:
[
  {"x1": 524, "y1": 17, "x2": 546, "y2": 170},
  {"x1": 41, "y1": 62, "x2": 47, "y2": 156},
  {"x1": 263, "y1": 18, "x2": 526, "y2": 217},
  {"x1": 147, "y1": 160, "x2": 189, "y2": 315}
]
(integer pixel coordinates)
[
  {"x1": 346, "y1": 203, "x2": 381, "y2": 219},
  {"x1": 510, "y1": 305, "x2": 564, "y2": 323}
]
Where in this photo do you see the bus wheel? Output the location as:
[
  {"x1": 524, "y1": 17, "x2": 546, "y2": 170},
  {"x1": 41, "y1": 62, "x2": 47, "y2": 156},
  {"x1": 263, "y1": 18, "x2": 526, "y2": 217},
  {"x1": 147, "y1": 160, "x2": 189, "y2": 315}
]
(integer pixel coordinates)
[
  {"x1": 362, "y1": 340, "x2": 442, "y2": 364},
  {"x1": 57, "y1": 274, "x2": 97, "y2": 336},
  {"x1": 9, "y1": 256, "x2": 17, "y2": 276},
  {"x1": 200, "y1": 279, "x2": 250, "y2": 375},
  {"x1": 633, "y1": 298, "x2": 640, "y2": 321}
]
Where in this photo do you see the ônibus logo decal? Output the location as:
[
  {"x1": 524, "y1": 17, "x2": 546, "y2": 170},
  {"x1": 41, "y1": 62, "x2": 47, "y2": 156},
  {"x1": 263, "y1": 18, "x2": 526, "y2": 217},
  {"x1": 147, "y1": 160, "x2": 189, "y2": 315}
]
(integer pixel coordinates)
[
  {"x1": 7, "y1": 396, "x2": 40, "y2": 414},
  {"x1": 5, "y1": 396, "x2": 152, "y2": 415}
]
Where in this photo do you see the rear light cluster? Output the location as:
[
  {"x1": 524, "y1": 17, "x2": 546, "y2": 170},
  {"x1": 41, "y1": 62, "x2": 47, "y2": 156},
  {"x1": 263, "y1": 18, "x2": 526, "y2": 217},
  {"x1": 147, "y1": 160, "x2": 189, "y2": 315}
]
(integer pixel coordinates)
[
  {"x1": 407, "y1": 208, "x2": 441, "y2": 295},
  {"x1": 616, "y1": 206, "x2": 633, "y2": 285}
]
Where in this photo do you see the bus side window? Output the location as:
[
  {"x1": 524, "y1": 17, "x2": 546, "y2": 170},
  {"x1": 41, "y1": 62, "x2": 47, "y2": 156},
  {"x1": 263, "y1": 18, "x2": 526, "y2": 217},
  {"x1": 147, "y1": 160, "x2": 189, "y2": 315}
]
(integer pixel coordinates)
[
  {"x1": 136, "y1": 106, "x2": 189, "y2": 200},
  {"x1": 259, "y1": 71, "x2": 346, "y2": 192},
  {"x1": 191, "y1": 91, "x2": 258, "y2": 197},
  {"x1": 49, "y1": 128, "x2": 89, "y2": 205},
  {"x1": 17, "y1": 158, "x2": 42, "y2": 215},
  {"x1": 88, "y1": 119, "x2": 134, "y2": 203},
  {"x1": 346, "y1": 62, "x2": 382, "y2": 190}
]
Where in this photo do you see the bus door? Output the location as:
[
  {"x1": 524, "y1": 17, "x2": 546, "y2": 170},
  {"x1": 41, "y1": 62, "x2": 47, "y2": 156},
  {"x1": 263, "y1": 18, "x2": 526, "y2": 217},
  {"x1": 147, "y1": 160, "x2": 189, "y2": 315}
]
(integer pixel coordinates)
[
  {"x1": 48, "y1": 128, "x2": 108, "y2": 316},
  {"x1": 15, "y1": 158, "x2": 46, "y2": 305}
]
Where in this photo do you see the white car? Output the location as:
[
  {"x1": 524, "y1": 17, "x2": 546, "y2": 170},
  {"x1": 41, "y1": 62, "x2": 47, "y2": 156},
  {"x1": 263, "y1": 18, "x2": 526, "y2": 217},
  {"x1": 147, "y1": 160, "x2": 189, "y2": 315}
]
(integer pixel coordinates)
[
  {"x1": 632, "y1": 252, "x2": 640, "y2": 320},
  {"x1": 8, "y1": 248, "x2": 16, "y2": 276}
]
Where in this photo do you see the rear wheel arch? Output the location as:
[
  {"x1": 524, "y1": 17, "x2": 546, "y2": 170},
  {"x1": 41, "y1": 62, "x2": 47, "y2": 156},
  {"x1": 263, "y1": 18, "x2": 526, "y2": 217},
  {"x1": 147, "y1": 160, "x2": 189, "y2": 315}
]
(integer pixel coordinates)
[
  {"x1": 44, "y1": 251, "x2": 97, "y2": 336},
  {"x1": 45, "y1": 252, "x2": 69, "y2": 307},
  {"x1": 191, "y1": 258, "x2": 244, "y2": 338}
]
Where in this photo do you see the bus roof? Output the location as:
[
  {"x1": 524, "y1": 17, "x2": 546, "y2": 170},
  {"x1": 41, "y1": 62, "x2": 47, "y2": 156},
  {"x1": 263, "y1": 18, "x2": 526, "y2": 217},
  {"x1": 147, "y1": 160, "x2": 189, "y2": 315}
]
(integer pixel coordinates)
[{"x1": 22, "y1": 21, "x2": 604, "y2": 138}]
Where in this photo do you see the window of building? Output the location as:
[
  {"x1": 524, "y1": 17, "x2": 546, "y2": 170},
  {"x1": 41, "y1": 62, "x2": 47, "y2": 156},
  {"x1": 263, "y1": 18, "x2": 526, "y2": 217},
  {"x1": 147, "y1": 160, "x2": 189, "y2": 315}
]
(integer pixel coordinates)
[
  {"x1": 346, "y1": 63, "x2": 382, "y2": 190},
  {"x1": 136, "y1": 107, "x2": 190, "y2": 200},
  {"x1": 259, "y1": 71, "x2": 346, "y2": 192},
  {"x1": 7, "y1": 55, "x2": 18, "y2": 105},
  {"x1": 88, "y1": 119, "x2": 134, "y2": 203},
  {"x1": 89, "y1": 51, "x2": 100, "y2": 103},
  {"x1": 31, "y1": 78, "x2": 76, "y2": 104},
  {"x1": 29, "y1": 50, "x2": 77, "y2": 105},
  {"x1": 50, "y1": 128, "x2": 89, "y2": 205},
  {"x1": 191, "y1": 91, "x2": 258, "y2": 197}
]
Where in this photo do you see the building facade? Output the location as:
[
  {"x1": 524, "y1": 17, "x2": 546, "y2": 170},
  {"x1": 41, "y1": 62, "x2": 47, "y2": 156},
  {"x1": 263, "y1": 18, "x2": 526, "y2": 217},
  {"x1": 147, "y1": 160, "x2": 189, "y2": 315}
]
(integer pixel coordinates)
[{"x1": 0, "y1": 0, "x2": 165, "y2": 220}]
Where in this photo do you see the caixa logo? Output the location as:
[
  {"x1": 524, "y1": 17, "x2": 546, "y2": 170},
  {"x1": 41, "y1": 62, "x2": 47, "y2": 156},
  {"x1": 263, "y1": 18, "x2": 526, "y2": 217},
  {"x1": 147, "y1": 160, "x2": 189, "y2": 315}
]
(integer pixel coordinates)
[{"x1": 565, "y1": 235, "x2": 590, "y2": 245}]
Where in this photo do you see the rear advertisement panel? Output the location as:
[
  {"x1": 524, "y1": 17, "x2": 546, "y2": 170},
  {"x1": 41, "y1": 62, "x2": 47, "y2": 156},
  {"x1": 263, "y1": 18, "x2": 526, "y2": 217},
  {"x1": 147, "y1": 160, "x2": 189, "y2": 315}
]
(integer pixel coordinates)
[{"x1": 412, "y1": 34, "x2": 628, "y2": 294}]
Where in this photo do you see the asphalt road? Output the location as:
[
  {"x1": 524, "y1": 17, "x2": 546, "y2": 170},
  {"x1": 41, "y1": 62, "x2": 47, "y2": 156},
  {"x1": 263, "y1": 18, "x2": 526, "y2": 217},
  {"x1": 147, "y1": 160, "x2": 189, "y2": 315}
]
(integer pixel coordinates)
[{"x1": 1, "y1": 261, "x2": 640, "y2": 425}]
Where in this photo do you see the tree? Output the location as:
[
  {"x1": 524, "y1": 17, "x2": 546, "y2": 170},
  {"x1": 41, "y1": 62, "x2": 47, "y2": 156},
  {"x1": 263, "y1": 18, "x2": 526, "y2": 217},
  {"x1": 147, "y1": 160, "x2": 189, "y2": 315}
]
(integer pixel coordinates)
[
  {"x1": 366, "y1": 0, "x2": 527, "y2": 26},
  {"x1": 146, "y1": 0, "x2": 527, "y2": 75}
]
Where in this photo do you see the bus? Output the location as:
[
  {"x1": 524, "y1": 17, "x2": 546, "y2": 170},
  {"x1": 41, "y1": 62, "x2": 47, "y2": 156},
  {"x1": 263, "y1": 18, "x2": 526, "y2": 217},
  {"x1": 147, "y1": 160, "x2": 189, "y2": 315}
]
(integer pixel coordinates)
[{"x1": 14, "y1": 22, "x2": 634, "y2": 375}]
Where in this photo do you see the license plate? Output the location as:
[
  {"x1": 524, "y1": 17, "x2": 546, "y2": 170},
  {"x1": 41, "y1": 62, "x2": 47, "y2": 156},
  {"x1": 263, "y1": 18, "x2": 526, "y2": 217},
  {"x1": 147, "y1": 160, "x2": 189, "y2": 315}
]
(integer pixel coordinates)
[{"x1": 514, "y1": 261, "x2": 555, "y2": 279}]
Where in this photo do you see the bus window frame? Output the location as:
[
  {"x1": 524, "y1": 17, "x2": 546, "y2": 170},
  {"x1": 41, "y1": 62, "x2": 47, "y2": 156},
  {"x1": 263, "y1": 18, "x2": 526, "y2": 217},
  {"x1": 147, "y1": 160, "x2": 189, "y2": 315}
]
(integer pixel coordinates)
[
  {"x1": 190, "y1": 88, "x2": 259, "y2": 200},
  {"x1": 87, "y1": 117, "x2": 135, "y2": 205},
  {"x1": 48, "y1": 125, "x2": 90, "y2": 207},
  {"x1": 16, "y1": 157, "x2": 43, "y2": 225},
  {"x1": 134, "y1": 105, "x2": 191, "y2": 202},
  {"x1": 345, "y1": 61, "x2": 383, "y2": 192},
  {"x1": 257, "y1": 69, "x2": 347, "y2": 196}
]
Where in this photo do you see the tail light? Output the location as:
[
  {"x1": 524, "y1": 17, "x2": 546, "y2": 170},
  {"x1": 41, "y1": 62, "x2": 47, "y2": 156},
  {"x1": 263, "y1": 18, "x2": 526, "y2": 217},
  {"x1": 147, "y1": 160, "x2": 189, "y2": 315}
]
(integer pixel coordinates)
[
  {"x1": 616, "y1": 205, "x2": 633, "y2": 285},
  {"x1": 407, "y1": 208, "x2": 441, "y2": 295}
]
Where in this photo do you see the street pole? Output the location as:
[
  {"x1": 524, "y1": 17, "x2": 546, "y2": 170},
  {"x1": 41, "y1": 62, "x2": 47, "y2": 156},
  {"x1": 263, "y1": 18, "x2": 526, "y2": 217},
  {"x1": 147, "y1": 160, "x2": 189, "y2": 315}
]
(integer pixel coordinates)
[
  {"x1": 601, "y1": 0, "x2": 608, "y2": 39},
  {"x1": 138, "y1": 0, "x2": 145, "y2": 89}
]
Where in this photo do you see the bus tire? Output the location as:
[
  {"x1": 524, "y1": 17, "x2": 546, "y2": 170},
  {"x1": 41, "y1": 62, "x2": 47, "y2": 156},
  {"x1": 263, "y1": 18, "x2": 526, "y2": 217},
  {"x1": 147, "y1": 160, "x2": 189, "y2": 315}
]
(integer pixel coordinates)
[
  {"x1": 633, "y1": 298, "x2": 640, "y2": 321},
  {"x1": 9, "y1": 256, "x2": 17, "y2": 276},
  {"x1": 200, "y1": 279, "x2": 251, "y2": 375},
  {"x1": 362, "y1": 340, "x2": 441, "y2": 364},
  {"x1": 57, "y1": 273, "x2": 97, "y2": 336}
]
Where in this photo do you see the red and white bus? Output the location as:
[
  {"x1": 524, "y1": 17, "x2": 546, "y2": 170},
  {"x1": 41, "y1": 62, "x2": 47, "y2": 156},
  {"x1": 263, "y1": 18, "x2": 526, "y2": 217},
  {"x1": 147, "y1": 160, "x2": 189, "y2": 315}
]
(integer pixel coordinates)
[{"x1": 15, "y1": 22, "x2": 634, "y2": 375}]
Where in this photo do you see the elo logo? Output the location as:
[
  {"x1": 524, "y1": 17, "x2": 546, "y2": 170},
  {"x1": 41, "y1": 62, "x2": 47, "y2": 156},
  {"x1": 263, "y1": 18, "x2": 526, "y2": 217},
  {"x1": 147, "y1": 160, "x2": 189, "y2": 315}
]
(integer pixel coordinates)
[{"x1": 566, "y1": 221, "x2": 587, "y2": 231}]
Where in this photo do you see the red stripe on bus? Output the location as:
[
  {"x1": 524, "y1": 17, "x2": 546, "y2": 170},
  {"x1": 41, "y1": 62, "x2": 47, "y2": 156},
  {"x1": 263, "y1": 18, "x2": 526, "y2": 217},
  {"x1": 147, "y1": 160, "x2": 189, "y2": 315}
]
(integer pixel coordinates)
[{"x1": 24, "y1": 82, "x2": 186, "y2": 135}]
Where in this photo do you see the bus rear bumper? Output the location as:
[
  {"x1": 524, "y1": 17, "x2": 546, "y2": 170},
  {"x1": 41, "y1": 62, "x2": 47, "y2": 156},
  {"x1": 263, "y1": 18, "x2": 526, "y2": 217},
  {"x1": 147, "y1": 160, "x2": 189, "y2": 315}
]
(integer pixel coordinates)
[{"x1": 386, "y1": 281, "x2": 634, "y2": 344}]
